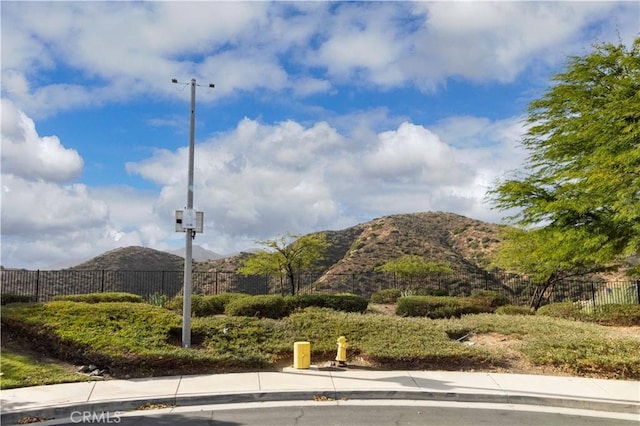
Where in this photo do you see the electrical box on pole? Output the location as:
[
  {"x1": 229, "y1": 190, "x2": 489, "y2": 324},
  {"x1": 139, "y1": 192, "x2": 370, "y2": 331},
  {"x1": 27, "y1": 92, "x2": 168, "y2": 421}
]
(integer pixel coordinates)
[{"x1": 175, "y1": 209, "x2": 204, "y2": 233}]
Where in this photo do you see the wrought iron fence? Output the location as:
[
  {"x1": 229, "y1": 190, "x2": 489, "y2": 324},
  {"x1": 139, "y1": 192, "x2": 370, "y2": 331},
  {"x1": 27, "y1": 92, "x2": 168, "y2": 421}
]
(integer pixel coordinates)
[{"x1": 1, "y1": 268, "x2": 638, "y2": 308}]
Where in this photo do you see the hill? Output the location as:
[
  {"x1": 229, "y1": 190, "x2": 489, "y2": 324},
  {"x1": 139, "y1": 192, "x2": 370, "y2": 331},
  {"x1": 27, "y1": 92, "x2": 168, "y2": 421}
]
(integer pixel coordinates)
[
  {"x1": 167, "y1": 245, "x2": 224, "y2": 262},
  {"x1": 197, "y1": 211, "x2": 505, "y2": 277},
  {"x1": 71, "y1": 246, "x2": 184, "y2": 271}
]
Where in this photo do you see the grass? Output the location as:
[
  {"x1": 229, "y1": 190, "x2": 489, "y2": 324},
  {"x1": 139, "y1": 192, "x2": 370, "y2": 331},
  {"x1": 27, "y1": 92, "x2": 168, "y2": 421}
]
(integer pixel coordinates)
[
  {"x1": 1, "y1": 300, "x2": 639, "y2": 389},
  {"x1": 0, "y1": 351, "x2": 93, "y2": 389}
]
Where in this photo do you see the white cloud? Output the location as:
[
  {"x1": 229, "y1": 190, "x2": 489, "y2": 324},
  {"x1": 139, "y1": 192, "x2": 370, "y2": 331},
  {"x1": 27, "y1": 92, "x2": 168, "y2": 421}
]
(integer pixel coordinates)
[
  {"x1": 1, "y1": 99, "x2": 83, "y2": 182},
  {"x1": 1, "y1": 108, "x2": 526, "y2": 268},
  {"x1": 1, "y1": 1, "x2": 635, "y2": 269},
  {"x1": 126, "y1": 115, "x2": 526, "y2": 254},
  {"x1": 362, "y1": 122, "x2": 468, "y2": 184},
  {"x1": 405, "y1": 2, "x2": 631, "y2": 87},
  {"x1": 0, "y1": 175, "x2": 108, "y2": 236},
  {"x1": 0, "y1": 104, "x2": 173, "y2": 268},
  {"x1": 3, "y1": 2, "x2": 636, "y2": 117}
]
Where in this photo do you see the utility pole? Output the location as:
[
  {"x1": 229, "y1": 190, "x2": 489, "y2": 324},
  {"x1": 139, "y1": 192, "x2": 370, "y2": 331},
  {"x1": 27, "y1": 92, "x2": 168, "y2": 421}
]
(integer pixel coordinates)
[{"x1": 172, "y1": 78, "x2": 214, "y2": 348}]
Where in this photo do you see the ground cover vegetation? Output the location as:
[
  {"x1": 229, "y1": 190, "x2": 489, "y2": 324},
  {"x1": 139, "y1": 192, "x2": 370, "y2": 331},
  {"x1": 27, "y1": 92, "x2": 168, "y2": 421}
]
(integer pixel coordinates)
[{"x1": 1, "y1": 291, "x2": 638, "y2": 390}]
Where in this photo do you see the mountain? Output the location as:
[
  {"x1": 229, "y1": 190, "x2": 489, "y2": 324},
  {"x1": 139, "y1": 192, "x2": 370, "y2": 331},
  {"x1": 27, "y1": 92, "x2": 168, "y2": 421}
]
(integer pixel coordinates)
[
  {"x1": 167, "y1": 245, "x2": 224, "y2": 262},
  {"x1": 197, "y1": 211, "x2": 505, "y2": 275},
  {"x1": 71, "y1": 246, "x2": 184, "y2": 271},
  {"x1": 68, "y1": 212, "x2": 506, "y2": 279}
]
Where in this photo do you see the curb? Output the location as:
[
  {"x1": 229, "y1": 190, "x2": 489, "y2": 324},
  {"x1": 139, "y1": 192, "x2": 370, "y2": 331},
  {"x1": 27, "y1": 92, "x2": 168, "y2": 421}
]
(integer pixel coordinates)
[{"x1": 2, "y1": 389, "x2": 639, "y2": 425}]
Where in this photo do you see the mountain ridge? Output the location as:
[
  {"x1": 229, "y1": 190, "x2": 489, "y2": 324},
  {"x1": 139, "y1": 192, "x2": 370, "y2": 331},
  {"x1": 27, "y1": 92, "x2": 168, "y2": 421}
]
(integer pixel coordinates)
[{"x1": 66, "y1": 212, "x2": 505, "y2": 278}]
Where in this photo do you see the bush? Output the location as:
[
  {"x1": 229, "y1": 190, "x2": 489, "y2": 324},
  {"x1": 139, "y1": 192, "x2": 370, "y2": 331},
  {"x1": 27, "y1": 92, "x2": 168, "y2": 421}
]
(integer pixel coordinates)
[
  {"x1": 52, "y1": 292, "x2": 144, "y2": 303},
  {"x1": 192, "y1": 295, "x2": 225, "y2": 316},
  {"x1": 287, "y1": 294, "x2": 369, "y2": 313},
  {"x1": 495, "y1": 304, "x2": 534, "y2": 316},
  {"x1": 536, "y1": 302, "x2": 584, "y2": 320},
  {"x1": 323, "y1": 294, "x2": 369, "y2": 313},
  {"x1": 212, "y1": 293, "x2": 250, "y2": 307},
  {"x1": 1, "y1": 294, "x2": 34, "y2": 305},
  {"x1": 370, "y1": 289, "x2": 402, "y2": 304},
  {"x1": 587, "y1": 304, "x2": 640, "y2": 326},
  {"x1": 225, "y1": 295, "x2": 290, "y2": 319},
  {"x1": 415, "y1": 288, "x2": 449, "y2": 297},
  {"x1": 396, "y1": 296, "x2": 488, "y2": 319},
  {"x1": 166, "y1": 293, "x2": 249, "y2": 317},
  {"x1": 470, "y1": 290, "x2": 510, "y2": 309}
]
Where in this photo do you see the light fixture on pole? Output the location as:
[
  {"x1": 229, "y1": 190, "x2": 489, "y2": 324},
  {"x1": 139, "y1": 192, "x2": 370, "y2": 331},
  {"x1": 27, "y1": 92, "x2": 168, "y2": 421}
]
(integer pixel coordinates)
[{"x1": 172, "y1": 77, "x2": 214, "y2": 348}]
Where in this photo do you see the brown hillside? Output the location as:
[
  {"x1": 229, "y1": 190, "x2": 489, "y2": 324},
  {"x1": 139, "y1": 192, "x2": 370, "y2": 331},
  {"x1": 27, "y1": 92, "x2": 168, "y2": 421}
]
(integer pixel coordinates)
[
  {"x1": 198, "y1": 212, "x2": 504, "y2": 276},
  {"x1": 72, "y1": 246, "x2": 184, "y2": 271},
  {"x1": 322, "y1": 212, "x2": 503, "y2": 275}
]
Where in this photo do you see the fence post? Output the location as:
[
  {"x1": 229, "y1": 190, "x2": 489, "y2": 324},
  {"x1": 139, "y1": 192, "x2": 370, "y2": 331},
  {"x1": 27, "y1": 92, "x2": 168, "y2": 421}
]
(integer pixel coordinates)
[
  {"x1": 35, "y1": 270, "x2": 40, "y2": 302},
  {"x1": 591, "y1": 282, "x2": 596, "y2": 307},
  {"x1": 636, "y1": 279, "x2": 640, "y2": 305},
  {"x1": 101, "y1": 270, "x2": 105, "y2": 293},
  {"x1": 161, "y1": 271, "x2": 165, "y2": 295}
]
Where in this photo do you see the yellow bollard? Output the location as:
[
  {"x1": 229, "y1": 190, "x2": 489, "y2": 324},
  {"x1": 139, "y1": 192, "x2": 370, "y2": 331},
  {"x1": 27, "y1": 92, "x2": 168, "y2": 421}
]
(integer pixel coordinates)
[
  {"x1": 294, "y1": 341, "x2": 311, "y2": 369},
  {"x1": 335, "y1": 336, "x2": 348, "y2": 365}
]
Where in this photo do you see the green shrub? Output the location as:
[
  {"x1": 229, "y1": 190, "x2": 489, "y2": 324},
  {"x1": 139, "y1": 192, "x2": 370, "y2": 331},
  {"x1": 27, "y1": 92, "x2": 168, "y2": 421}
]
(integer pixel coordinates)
[
  {"x1": 495, "y1": 304, "x2": 534, "y2": 316},
  {"x1": 536, "y1": 302, "x2": 584, "y2": 320},
  {"x1": 166, "y1": 294, "x2": 249, "y2": 317},
  {"x1": 287, "y1": 294, "x2": 368, "y2": 313},
  {"x1": 192, "y1": 295, "x2": 225, "y2": 316},
  {"x1": 396, "y1": 296, "x2": 488, "y2": 319},
  {"x1": 370, "y1": 289, "x2": 402, "y2": 304},
  {"x1": 1, "y1": 294, "x2": 34, "y2": 305},
  {"x1": 470, "y1": 290, "x2": 510, "y2": 309},
  {"x1": 52, "y1": 292, "x2": 144, "y2": 303},
  {"x1": 212, "y1": 293, "x2": 250, "y2": 307},
  {"x1": 587, "y1": 304, "x2": 640, "y2": 326},
  {"x1": 324, "y1": 294, "x2": 369, "y2": 313},
  {"x1": 415, "y1": 288, "x2": 449, "y2": 297},
  {"x1": 166, "y1": 294, "x2": 220, "y2": 316},
  {"x1": 225, "y1": 295, "x2": 290, "y2": 319},
  {"x1": 286, "y1": 294, "x2": 326, "y2": 310}
]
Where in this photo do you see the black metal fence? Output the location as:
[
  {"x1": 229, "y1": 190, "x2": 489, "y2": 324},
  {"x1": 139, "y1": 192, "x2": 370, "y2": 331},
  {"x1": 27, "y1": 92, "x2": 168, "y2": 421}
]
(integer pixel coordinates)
[{"x1": 1, "y1": 268, "x2": 638, "y2": 308}]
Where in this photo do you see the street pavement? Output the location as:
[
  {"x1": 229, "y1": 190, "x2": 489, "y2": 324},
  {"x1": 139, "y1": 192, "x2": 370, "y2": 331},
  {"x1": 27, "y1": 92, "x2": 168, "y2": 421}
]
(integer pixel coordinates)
[{"x1": 1, "y1": 368, "x2": 639, "y2": 425}]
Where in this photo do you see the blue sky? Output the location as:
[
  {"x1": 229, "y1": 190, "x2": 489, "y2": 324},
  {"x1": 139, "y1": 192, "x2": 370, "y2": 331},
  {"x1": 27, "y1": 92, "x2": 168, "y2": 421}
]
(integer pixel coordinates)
[{"x1": 1, "y1": 1, "x2": 638, "y2": 269}]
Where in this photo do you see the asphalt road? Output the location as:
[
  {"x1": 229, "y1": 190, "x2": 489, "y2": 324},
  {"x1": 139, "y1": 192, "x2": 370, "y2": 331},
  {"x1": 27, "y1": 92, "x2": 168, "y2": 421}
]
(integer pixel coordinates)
[{"x1": 72, "y1": 403, "x2": 638, "y2": 426}]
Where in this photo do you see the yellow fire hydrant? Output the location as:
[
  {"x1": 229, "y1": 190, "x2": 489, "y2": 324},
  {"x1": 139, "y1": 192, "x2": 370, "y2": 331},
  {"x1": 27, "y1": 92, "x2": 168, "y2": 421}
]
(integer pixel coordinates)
[{"x1": 335, "y1": 336, "x2": 348, "y2": 365}]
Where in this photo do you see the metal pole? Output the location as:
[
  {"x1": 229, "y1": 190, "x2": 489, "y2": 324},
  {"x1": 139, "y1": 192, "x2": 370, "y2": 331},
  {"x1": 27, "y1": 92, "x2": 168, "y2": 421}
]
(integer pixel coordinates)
[{"x1": 182, "y1": 78, "x2": 196, "y2": 348}]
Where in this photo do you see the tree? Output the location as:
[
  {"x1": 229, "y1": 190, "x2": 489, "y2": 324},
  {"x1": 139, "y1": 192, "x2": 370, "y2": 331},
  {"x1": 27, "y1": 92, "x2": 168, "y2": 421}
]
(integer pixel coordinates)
[
  {"x1": 238, "y1": 233, "x2": 330, "y2": 295},
  {"x1": 489, "y1": 38, "x2": 640, "y2": 292},
  {"x1": 490, "y1": 227, "x2": 615, "y2": 308},
  {"x1": 375, "y1": 255, "x2": 453, "y2": 288}
]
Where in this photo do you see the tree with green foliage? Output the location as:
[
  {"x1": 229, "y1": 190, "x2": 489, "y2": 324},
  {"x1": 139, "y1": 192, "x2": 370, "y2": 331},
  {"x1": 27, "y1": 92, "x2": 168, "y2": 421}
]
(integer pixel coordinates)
[
  {"x1": 375, "y1": 255, "x2": 452, "y2": 288},
  {"x1": 238, "y1": 233, "x2": 330, "y2": 295},
  {"x1": 489, "y1": 38, "x2": 640, "y2": 307}
]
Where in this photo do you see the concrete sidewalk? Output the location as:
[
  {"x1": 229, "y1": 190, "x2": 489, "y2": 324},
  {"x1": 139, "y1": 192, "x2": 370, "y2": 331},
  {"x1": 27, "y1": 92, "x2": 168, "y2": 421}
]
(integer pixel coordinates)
[{"x1": 1, "y1": 369, "x2": 639, "y2": 424}]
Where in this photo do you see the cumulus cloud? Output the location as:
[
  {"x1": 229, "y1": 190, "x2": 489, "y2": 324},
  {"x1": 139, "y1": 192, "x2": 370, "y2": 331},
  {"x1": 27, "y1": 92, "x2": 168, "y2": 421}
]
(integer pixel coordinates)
[
  {"x1": 0, "y1": 104, "x2": 171, "y2": 268},
  {"x1": 1, "y1": 1, "x2": 633, "y2": 269},
  {"x1": 1, "y1": 108, "x2": 526, "y2": 268},
  {"x1": 0, "y1": 175, "x2": 108, "y2": 235},
  {"x1": 126, "y1": 116, "x2": 525, "y2": 252},
  {"x1": 2, "y1": 2, "x2": 636, "y2": 116},
  {"x1": 404, "y1": 1, "x2": 627, "y2": 88},
  {"x1": 1, "y1": 99, "x2": 83, "y2": 182}
]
